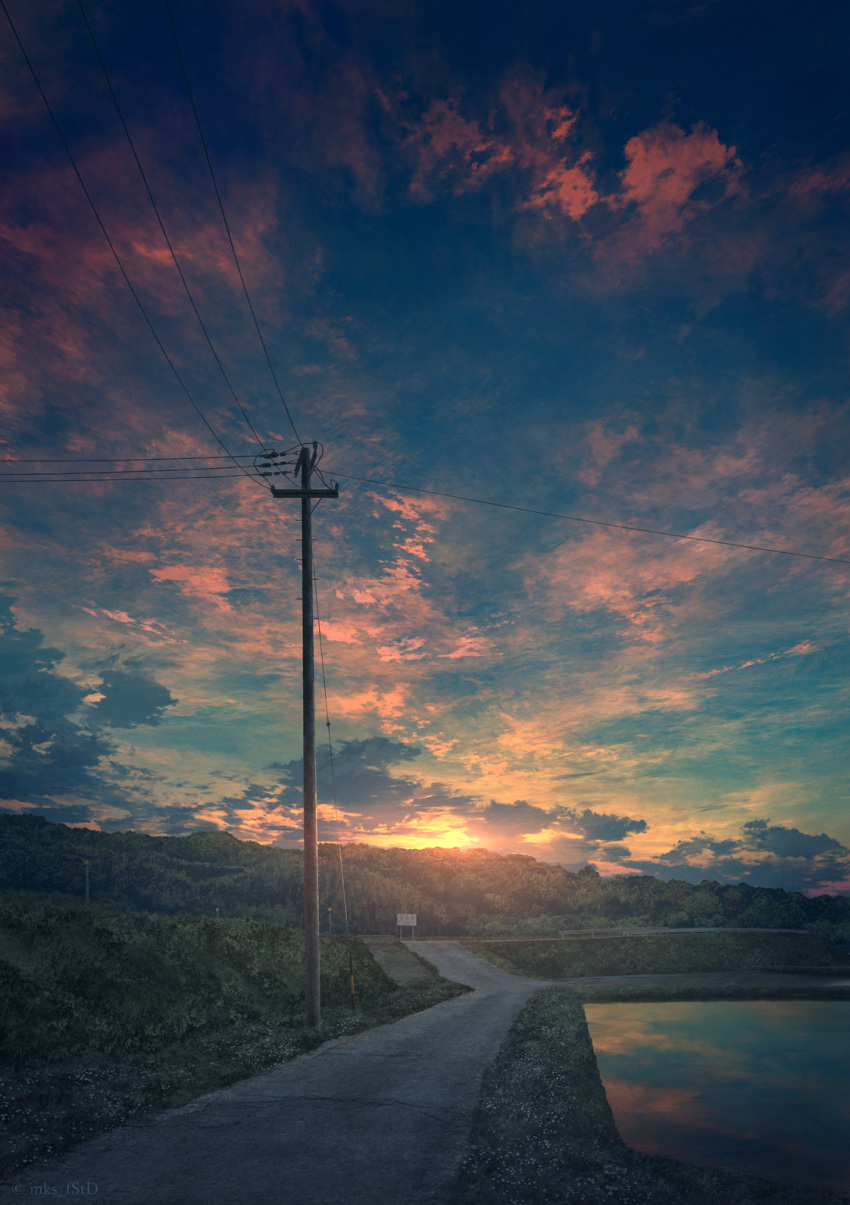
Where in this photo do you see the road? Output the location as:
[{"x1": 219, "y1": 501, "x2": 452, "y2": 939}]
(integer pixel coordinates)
[{"x1": 0, "y1": 943, "x2": 552, "y2": 1205}]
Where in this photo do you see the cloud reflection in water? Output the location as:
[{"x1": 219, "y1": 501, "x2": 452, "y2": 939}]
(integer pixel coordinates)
[{"x1": 585, "y1": 1001, "x2": 850, "y2": 1193}]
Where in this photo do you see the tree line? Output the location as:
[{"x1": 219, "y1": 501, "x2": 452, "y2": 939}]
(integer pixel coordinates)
[{"x1": 2, "y1": 812, "x2": 849, "y2": 940}]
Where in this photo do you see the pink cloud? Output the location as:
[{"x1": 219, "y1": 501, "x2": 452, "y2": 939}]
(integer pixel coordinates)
[
  {"x1": 150, "y1": 564, "x2": 231, "y2": 600},
  {"x1": 318, "y1": 619, "x2": 361, "y2": 644},
  {"x1": 376, "y1": 637, "x2": 428, "y2": 662},
  {"x1": 77, "y1": 604, "x2": 181, "y2": 645},
  {"x1": 328, "y1": 682, "x2": 410, "y2": 729},
  {"x1": 438, "y1": 633, "x2": 492, "y2": 659},
  {"x1": 788, "y1": 155, "x2": 850, "y2": 209},
  {"x1": 608, "y1": 120, "x2": 742, "y2": 257},
  {"x1": 803, "y1": 880, "x2": 850, "y2": 897},
  {"x1": 417, "y1": 735, "x2": 459, "y2": 759},
  {"x1": 533, "y1": 522, "x2": 738, "y2": 645},
  {"x1": 577, "y1": 419, "x2": 641, "y2": 485},
  {"x1": 407, "y1": 100, "x2": 512, "y2": 201},
  {"x1": 403, "y1": 74, "x2": 597, "y2": 220},
  {"x1": 522, "y1": 156, "x2": 598, "y2": 220},
  {"x1": 691, "y1": 640, "x2": 817, "y2": 680}
]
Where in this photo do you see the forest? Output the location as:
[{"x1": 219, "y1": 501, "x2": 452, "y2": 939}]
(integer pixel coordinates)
[{"x1": 2, "y1": 811, "x2": 849, "y2": 940}]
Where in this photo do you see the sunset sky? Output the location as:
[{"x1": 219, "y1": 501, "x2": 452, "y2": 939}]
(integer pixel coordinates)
[{"x1": 2, "y1": 0, "x2": 849, "y2": 895}]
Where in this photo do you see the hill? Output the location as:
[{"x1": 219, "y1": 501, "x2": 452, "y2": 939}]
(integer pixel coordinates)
[{"x1": 2, "y1": 811, "x2": 849, "y2": 939}]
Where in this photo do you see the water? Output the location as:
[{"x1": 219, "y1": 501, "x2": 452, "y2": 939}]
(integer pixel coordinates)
[{"x1": 585, "y1": 1000, "x2": 850, "y2": 1193}]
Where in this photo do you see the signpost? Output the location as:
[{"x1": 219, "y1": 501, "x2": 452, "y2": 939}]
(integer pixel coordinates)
[{"x1": 397, "y1": 912, "x2": 417, "y2": 940}]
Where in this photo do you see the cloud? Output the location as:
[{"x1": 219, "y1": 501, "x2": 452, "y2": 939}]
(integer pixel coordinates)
[
  {"x1": 0, "y1": 598, "x2": 177, "y2": 810},
  {"x1": 402, "y1": 73, "x2": 597, "y2": 220},
  {"x1": 742, "y1": 818, "x2": 844, "y2": 859},
  {"x1": 222, "y1": 742, "x2": 653, "y2": 855},
  {"x1": 477, "y1": 798, "x2": 554, "y2": 833},
  {"x1": 623, "y1": 818, "x2": 850, "y2": 894},
  {"x1": 406, "y1": 100, "x2": 513, "y2": 202},
  {"x1": 567, "y1": 807, "x2": 649, "y2": 842},
  {"x1": 606, "y1": 120, "x2": 742, "y2": 257},
  {"x1": 531, "y1": 522, "x2": 738, "y2": 646},
  {"x1": 690, "y1": 642, "x2": 817, "y2": 680},
  {"x1": 788, "y1": 155, "x2": 850, "y2": 209},
  {"x1": 269, "y1": 736, "x2": 425, "y2": 816},
  {"x1": 89, "y1": 668, "x2": 177, "y2": 729},
  {"x1": 577, "y1": 419, "x2": 642, "y2": 486}
]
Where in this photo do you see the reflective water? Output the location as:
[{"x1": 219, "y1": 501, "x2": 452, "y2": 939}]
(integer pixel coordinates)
[{"x1": 585, "y1": 1001, "x2": 850, "y2": 1193}]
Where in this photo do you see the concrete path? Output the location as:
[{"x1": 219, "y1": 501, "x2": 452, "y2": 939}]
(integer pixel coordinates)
[
  {"x1": 0, "y1": 943, "x2": 553, "y2": 1205},
  {"x1": 359, "y1": 935, "x2": 435, "y2": 986}
]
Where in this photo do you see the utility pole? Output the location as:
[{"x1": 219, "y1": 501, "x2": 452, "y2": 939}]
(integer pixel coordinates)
[{"x1": 262, "y1": 441, "x2": 339, "y2": 1029}]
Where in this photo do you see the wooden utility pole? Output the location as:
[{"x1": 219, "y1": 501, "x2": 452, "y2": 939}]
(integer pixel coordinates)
[{"x1": 268, "y1": 442, "x2": 339, "y2": 1029}]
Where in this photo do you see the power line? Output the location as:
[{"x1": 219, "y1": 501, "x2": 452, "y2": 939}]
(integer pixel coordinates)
[
  {"x1": 0, "y1": 471, "x2": 249, "y2": 484},
  {"x1": 0, "y1": 0, "x2": 257, "y2": 487},
  {"x1": 0, "y1": 454, "x2": 250, "y2": 463},
  {"x1": 164, "y1": 0, "x2": 302, "y2": 447},
  {"x1": 2, "y1": 445, "x2": 847, "y2": 568},
  {"x1": 326, "y1": 469, "x2": 850, "y2": 567},
  {"x1": 76, "y1": 0, "x2": 265, "y2": 450},
  {"x1": 0, "y1": 464, "x2": 246, "y2": 477}
]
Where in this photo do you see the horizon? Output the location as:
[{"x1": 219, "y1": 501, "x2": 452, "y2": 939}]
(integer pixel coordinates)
[
  {"x1": 3, "y1": 810, "x2": 846, "y2": 901},
  {"x1": 1, "y1": 0, "x2": 848, "y2": 898}
]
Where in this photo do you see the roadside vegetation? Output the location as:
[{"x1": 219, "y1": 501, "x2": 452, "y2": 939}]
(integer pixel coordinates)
[
  {"x1": 461, "y1": 931, "x2": 850, "y2": 979},
  {"x1": 447, "y1": 986, "x2": 849, "y2": 1205},
  {"x1": 0, "y1": 889, "x2": 468, "y2": 1179},
  {"x1": 4, "y1": 812, "x2": 850, "y2": 941}
]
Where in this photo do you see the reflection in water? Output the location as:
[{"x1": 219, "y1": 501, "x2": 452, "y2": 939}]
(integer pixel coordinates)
[{"x1": 585, "y1": 1001, "x2": 850, "y2": 1193}]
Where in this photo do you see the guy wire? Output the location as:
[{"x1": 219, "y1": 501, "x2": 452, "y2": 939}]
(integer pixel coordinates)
[{"x1": 313, "y1": 569, "x2": 349, "y2": 936}]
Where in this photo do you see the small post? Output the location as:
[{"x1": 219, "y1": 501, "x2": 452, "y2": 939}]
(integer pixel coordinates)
[
  {"x1": 349, "y1": 953, "x2": 355, "y2": 1013},
  {"x1": 328, "y1": 906, "x2": 332, "y2": 934},
  {"x1": 215, "y1": 907, "x2": 219, "y2": 920},
  {"x1": 84, "y1": 860, "x2": 89, "y2": 904}
]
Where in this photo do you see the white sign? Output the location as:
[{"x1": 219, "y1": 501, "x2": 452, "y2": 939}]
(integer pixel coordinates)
[{"x1": 397, "y1": 913, "x2": 417, "y2": 926}]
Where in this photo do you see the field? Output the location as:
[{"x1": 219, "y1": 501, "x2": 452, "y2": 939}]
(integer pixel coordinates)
[
  {"x1": 460, "y1": 930, "x2": 850, "y2": 980},
  {"x1": 0, "y1": 889, "x2": 469, "y2": 1178}
]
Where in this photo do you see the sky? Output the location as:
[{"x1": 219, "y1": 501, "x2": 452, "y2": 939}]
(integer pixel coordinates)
[{"x1": 1, "y1": 0, "x2": 849, "y2": 896}]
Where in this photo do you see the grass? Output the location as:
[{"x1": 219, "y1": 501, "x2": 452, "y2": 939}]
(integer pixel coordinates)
[
  {"x1": 460, "y1": 931, "x2": 850, "y2": 979},
  {"x1": 447, "y1": 985, "x2": 849, "y2": 1205},
  {"x1": 0, "y1": 890, "x2": 469, "y2": 1178}
]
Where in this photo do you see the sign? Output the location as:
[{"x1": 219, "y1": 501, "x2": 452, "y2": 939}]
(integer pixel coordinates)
[{"x1": 397, "y1": 913, "x2": 417, "y2": 926}]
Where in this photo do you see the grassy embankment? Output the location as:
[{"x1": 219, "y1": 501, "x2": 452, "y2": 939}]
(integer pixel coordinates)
[
  {"x1": 461, "y1": 930, "x2": 850, "y2": 989},
  {"x1": 0, "y1": 889, "x2": 468, "y2": 1178},
  {"x1": 445, "y1": 934, "x2": 850, "y2": 1204},
  {"x1": 447, "y1": 985, "x2": 849, "y2": 1205}
]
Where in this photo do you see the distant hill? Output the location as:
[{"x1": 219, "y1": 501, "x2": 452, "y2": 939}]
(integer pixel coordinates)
[{"x1": 2, "y1": 812, "x2": 849, "y2": 939}]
